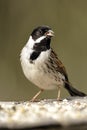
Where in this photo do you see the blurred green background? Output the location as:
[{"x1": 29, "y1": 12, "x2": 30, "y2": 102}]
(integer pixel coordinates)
[{"x1": 0, "y1": 0, "x2": 87, "y2": 101}]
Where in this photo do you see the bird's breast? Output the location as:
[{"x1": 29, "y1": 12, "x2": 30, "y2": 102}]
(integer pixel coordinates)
[{"x1": 20, "y1": 47, "x2": 64, "y2": 90}]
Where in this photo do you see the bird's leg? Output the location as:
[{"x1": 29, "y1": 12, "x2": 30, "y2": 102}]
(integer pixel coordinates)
[
  {"x1": 57, "y1": 86, "x2": 61, "y2": 101},
  {"x1": 30, "y1": 89, "x2": 44, "y2": 102}
]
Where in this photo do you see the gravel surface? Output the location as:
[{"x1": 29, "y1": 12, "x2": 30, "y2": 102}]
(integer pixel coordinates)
[{"x1": 0, "y1": 97, "x2": 87, "y2": 129}]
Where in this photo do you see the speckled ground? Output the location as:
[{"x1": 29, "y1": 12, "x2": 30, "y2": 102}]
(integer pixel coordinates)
[{"x1": 0, "y1": 97, "x2": 87, "y2": 129}]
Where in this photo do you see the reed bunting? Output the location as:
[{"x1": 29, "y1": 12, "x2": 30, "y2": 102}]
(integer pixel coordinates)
[{"x1": 20, "y1": 25, "x2": 86, "y2": 101}]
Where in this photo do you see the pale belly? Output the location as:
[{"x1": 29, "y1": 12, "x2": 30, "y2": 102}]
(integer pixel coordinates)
[
  {"x1": 21, "y1": 59, "x2": 64, "y2": 90},
  {"x1": 20, "y1": 47, "x2": 65, "y2": 90}
]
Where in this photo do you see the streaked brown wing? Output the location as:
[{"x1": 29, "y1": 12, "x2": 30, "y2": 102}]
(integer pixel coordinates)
[{"x1": 50, "y1": 48, "x2": 68, "y2": 81}]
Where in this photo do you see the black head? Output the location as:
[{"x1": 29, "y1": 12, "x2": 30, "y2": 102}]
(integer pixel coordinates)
[
  {"x1": 31, "y1": 25, "x2": 54, "y2": 40},
  {"x1": 29, "y1": 26, "x2": 54, "y2": 61}
]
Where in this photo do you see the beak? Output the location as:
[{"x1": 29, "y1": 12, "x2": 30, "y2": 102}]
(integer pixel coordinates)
[{"x1": 45, "y1": 30, "x2": 54, "y2": 37}]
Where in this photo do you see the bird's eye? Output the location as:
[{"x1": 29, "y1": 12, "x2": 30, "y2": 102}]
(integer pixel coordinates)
[
  {"x1": 39, "y1": 30, "x2": 42, "y2": 34},
  {"x1": 36, "y1": 30, "x2": 42, "y2": 36}
]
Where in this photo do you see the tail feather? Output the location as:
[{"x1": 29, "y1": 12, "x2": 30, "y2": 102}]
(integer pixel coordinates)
[{"x1": 65, "y1": 82, "x2": 86, "y2": 97}]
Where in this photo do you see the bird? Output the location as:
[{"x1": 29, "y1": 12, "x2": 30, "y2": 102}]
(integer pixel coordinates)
[{"x1": 20, "y1": 25, "x2": 86, "y2": 101}]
